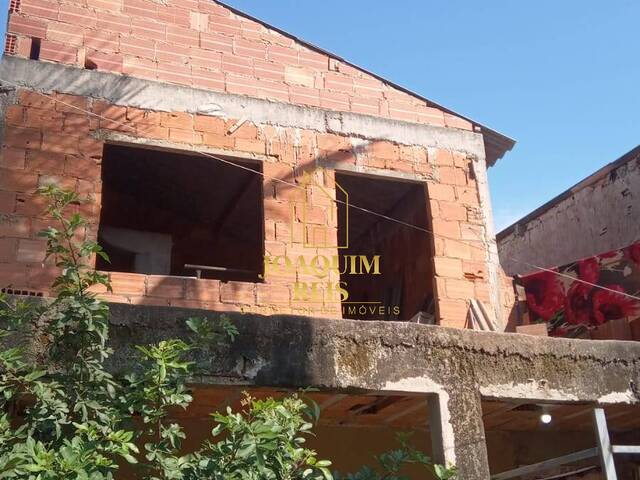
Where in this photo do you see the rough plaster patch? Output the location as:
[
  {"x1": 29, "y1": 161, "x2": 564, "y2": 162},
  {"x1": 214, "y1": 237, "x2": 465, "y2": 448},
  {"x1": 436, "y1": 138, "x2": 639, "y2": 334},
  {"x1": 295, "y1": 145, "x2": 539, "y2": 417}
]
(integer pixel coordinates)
[
  {"x1": 0, "y1": 57, "x2": 486, "y2": 158},
  {"x1": 598, "y1": 390, "x2": 638, "y2": 404},
  {"x1": 383, "y1": 376, "x2": 457, "y2": 466},
  {"x1": 480, "y1": 381, "x2": 581, "y2": 402}
]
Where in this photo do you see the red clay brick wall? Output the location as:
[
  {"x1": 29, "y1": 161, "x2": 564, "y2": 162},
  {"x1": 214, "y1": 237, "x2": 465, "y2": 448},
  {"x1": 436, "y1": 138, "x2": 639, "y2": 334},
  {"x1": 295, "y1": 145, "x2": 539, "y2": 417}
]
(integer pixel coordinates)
[
  {"x1": 5, "y1": 0, "x2": 473, "y2": 131},
  {"x1": 0, "y1": 88, "x2": 489, "y2": 325}
]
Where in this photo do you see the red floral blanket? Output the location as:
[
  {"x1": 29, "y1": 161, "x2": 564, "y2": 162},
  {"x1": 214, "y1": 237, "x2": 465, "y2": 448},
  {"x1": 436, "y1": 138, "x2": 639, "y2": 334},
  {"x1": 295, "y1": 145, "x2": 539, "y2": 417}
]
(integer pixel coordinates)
[{"x1": 520, "y1": 241, "x2": 640, "y2": 337}]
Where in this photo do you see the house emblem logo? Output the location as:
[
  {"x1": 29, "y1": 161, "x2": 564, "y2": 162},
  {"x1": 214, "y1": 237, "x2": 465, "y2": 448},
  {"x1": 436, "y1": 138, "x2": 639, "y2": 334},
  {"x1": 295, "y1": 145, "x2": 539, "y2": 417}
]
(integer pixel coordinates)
[{"x1": 293, "y1": 169, "x2": 349, "y2": 249}]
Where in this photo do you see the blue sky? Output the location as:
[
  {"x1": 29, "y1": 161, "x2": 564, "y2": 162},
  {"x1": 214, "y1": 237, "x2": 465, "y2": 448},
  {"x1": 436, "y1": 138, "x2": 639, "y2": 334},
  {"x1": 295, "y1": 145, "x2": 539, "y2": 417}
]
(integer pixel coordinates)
[{"x1": 2, "y1": 1, "x2": 638, "y2": 231}]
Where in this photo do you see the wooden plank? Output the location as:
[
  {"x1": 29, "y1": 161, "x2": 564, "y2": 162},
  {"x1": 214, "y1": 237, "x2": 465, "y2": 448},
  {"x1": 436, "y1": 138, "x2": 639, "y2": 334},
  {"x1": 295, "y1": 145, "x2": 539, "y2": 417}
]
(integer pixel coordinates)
[
  {"x1": 593, "y1": 408, "x2": 617, "y2": 480},
  {"x1": 611, "y1": 445, "x2": 640, "y2": 454},
  {"x1": 491, "y1": 448, "x2": 599, "y2": 480}
]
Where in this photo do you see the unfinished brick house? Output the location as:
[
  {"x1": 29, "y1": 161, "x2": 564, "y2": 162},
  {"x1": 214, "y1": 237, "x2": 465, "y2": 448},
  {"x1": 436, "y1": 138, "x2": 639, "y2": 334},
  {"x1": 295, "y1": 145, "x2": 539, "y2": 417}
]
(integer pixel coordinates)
[{"x1": 1, "y1": 1, "x2": 639, "y2": 479}]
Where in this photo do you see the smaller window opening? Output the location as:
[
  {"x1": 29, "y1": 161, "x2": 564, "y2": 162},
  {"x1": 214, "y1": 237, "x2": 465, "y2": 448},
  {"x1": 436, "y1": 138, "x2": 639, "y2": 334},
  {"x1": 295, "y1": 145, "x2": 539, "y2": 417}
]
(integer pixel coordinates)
[
  {"x1": 335, "y1": 172, "x2": 434, "y2": 322},
  {"x1": 29, "y1": 38, "x2": 41, "y2": 60},
  {"x1": 97, "y1": 144, "x2": 265, "y2": 283}
]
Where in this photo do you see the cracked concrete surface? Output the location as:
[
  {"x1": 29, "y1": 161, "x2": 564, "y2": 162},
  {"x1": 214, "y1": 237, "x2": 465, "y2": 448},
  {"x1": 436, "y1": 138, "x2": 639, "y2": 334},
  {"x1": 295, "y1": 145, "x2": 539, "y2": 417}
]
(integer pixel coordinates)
[{"x1": 105, "y1": 303, "x2": 640, "y2": 479}]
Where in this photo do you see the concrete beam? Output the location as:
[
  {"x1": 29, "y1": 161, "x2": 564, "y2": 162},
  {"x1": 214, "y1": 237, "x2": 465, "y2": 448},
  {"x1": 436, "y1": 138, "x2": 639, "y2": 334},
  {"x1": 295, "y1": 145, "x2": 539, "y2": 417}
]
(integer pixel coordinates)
[
  {"x1": 0, "y1": 57, "x2": 486, "y2": 159},
  {"x1": 101, "y1": 303, "x2": 640, "y2": 479}
]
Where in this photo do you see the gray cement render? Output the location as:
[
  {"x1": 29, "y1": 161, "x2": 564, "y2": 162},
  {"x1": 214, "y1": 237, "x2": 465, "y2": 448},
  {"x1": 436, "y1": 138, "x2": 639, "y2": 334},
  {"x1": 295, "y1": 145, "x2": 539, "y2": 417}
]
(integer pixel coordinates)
[
  {"x1": 106, "y1": 302, "x2": 640, "y2": 479},
  {"x1": 0, "y1": 57, "x2": 487, "y2": 159}
]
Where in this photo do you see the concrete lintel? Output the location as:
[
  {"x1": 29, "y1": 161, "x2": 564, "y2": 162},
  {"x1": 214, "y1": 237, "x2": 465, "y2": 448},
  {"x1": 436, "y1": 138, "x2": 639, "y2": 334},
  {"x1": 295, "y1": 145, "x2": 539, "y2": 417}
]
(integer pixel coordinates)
[
  {"x1": 0, "y1": 57, "x2": 486, "y2": 157},
  {"x1": 96, "y1": 130, "x2": 274, "y2": 163}
]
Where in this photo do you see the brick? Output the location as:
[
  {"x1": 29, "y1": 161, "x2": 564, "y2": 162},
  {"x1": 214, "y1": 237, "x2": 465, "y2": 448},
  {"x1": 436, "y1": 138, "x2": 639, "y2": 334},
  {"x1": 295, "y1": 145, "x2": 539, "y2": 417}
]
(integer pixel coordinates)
[
  {"x1": 84, "y1": 30, "x2": 119, "y2": 53},
  {"x1": 97, "y1": 12, "x2": 131, "y2": 35},
  {"x1": 0, "y1": 192, "x2": 16, "y2": 214},
  {"x1": 123, "y1": 56, "x2": 158, "y2": 79},
  {"x1": 47, "y1": 22, "x2": 84, "y2": 46},
  {"x1": 199, "y1": 31, "x2": 233, "y2": 53},
  {"x1": 443, "y1": 238, "x2": 472, "y2": 260},
  {"x1": 16, "y1": 239, "x2": 46, "y2": 263},
  {"x1": 42, "y1": 133, "x2": 80, "y2": 155},
  {"x1": 234, "y1": 138, "x2": 265, "y2": 154},
  {"x1": 257, "y1": 284, "x2": 290, "y2": 305},
  {"x1": 368, "y1": 141, "x2": 399, "y2": 160},
  {"x1": 169, "y1": 128, "x2": 202, "y2": 144},
  {"x1": 299, "y1": 49, "x2": 328, "y2": 69},
  {"x1": 64, "y1": 155, "x2": 101, "y2": 179},
  {"x1": 167, "y1": 25, "x2": 199, "y2": 46},
  {"x1": 2, "y1": 126, "x2": 40, "y2": 151},
  {"x1": 439, "y1": 201, "x2": 467, "y2": 221},
  {"x1": 0, "y1": 168, "x2": 38, "y2": 192},
  {"x1": 156, "y1": 62, "x2": 192, "y2": 85},
  {"x1": 445, "y1": 278, "x2": 475, "y2": 300},
  {"x1": 4, "y1": 105, "x2": 24, "y2": 127},
  {"x1": 431, "y1": 218, "x2": 460, "y2": 239},
  {"x1": 189, "y1": 11, "x2": 208, "y2": 31},
  {"x1": 254, "y1": 59, "x2": 285, "y2": 82},
  {"x1": 0, "y1": 238, "x2": 17, "y2": 262},
  {"x1": 267, "y1": 44, "x2": 298, "y2": 65},
  {"x1": 388, "y1": 100, "x2": 419, "y2": 122},
  {"x1": 284, "y1": 65, "x2": 314, "y2": 87},
  {"x1": 109, "y1": 272, "x2": 146, "y2": 295},
  {"x1": 160, "y1": 111, "x2": 193, "y2": 129},
  {"x1": 433, "y1": 257, "x2": 463, "y2": 279},
  {"x1": 123, "y1": 0, "x2": 158, "y2": 17},
  {"x1": 25, "y1": 150, "x2": 65, "y2": 174},
  {"x1": 427, "y1": 183, "x2": 455, "y2": 202},
  {"x1": 228, "y1": 121, "x2": 257, "y2": 139},
  {"x1": 21, "y1": 0, "x2": 59, "y2": 19},
  {"x1": 202, "y1": 132, "x2": 234, "y2": 149},
  {"x1": 54, "y1": 93, "x2": 89, "y2": 114},
  {"x1": 417, "y1": 106, "x2": 445, "y2": 127},
  {"x1": 350, "y1": 96, "x2": 379, "y2": 116},
  {"x1": 234, "y1": 38, "x2": 266, "y2": 60},
  {"x1": 62, "y1": 113, "x2": 91, "y2": 133},
  {"x1": 288, "y1": 85, "x2": 320, "y2": 107},
  {"x1": 0, "y1": 148, "x2": 26, "y2": 169},
  {"x1": 60, "y1": 4, "x2": 98, "y2": 27},
  {"x1": 444, "y1": 113, "x2": 473, "y2": 131},
  {"x1": 189, "y1": 46, "x2": 222, "y2": 69},
  {"x1": 320, "y1": 90, "x2": 349, "y2": 111},
  {"x1": 0, "y1": 264, "x2": 28, "y2": 289},
  {"x1": 324, "y1": 72, "x2": 354, "y2": 94},
  {"x1": 222, "y1": 53, "x2": 252, "y2": 76},
  {"x1": 184, "y1": 278, "x2": 220, "y2": 302},
  {"x1": 462, "y1": 260, "x2": 486, "y2": 280},
  {"x1": 18, "y1": 91, "x2": 55, "y2": 110},
  {"x1": 208, "y1": 14, "x2": 242, "y2": 36},
  {"x1": 120, "y1": 36, "x2": 155, "y2": 59},
  {"x1": 256, "y1": 80, "x2": 289, "y2": 102},
  {"x1": 0, "y1": 215, "x2": 30, "y2": 237},
  {"x1": 8, "y1": 14, "x2": 47, "y2": 38},
  {"x1": 194, "y1": 115, "x2": 225, "y2": 134},
  {"x1": 146, "y1": 275, "x2": 185, "y2": 298},
  {"x1": 191, "y1": 67, "x2": 225, "y2": 91},
  {"x1": 40, "y1": 40, "x2": 77, "y2": 64},
  {"x1": 220, "y1": 281, "x2": 255, "y2": 304},
  {"x1": 437, "y1": 299, "x2": 468, "y2": 326},
  {"x1": 225, "y1": 74, "x2": 258, "y2": 96},
  {"x1": 434, "y1": 149, "x2": 454, "y2": 166},
  {"x1": 132, "y1": 18, "x2": 166, "y2": 41}
]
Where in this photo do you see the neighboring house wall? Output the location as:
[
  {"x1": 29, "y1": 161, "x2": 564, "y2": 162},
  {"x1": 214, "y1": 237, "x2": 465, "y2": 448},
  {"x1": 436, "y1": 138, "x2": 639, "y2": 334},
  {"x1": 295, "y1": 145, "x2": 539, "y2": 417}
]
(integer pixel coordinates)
[{"x1": 498, "y1": 147, "x2": 640, "y2": 276}]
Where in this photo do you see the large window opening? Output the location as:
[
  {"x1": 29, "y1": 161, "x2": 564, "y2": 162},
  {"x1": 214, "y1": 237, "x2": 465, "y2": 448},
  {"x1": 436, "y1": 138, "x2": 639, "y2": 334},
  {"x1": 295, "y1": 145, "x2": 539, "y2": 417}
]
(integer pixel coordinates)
[
  {"x1": 335, "y1": 172, "x2": 434, "y2": 322},
  {"x1": 97, "y1": 144, "x2": 264, "y2": 282}
]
